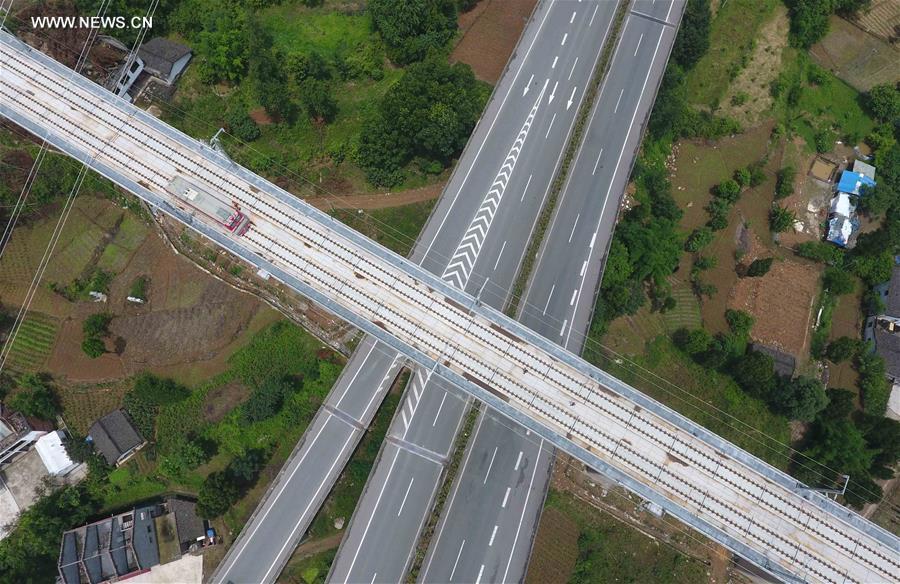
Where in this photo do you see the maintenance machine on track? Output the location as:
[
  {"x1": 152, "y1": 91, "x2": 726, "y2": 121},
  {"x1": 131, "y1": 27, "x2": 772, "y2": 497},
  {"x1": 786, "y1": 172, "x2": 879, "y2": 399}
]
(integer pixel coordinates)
[{"x1": 169, "y1": 176, "x2": 251, "y2": 236}]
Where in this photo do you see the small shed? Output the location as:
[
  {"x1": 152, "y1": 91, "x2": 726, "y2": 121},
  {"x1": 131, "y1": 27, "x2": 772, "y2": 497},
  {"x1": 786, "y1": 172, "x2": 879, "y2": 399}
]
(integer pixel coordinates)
[
  {"x1": 852, "y1": 159, "x2": 876, "y2": 181},
  {"x1": 88, "y1": 410, "x2": 145, "y2": 466},
  {"x1": 829, "y1": 193, "x2": 855, "y2": 217},
  {"x1": 826, "y1": 215, "x2": 858, "y2": 248},
  {"x1": 836, "y1": 170, "x2": 876, "y2": 195},
  {"x1": 137, "y1": 38, "x2": 192, "y2": 85},
  {"x1": 34, "y1": 431, "x2": 77, "y2": 476}
]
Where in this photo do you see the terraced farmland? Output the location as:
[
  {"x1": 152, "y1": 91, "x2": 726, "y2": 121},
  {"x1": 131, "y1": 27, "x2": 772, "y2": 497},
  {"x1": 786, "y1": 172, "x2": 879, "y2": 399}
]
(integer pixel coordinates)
[{"x1": 4, "y1": 312, "x2": 59, "y2": 372}]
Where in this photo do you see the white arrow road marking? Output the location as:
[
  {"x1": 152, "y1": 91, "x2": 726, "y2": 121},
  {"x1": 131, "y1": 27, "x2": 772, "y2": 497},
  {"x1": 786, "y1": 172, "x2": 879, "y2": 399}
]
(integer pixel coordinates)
[
  {"x1": 523, "y1": 73, "x2": 534, "y2": 96},
  {"x1": 567, "y1": 86, "x2": 577, "y2": 110},
  {"x1": 548, "y1": 80, "x2": 558, "y2": 104},
  {"x1": 442, "y1": 83, "x2": 545, "y2": 289}
]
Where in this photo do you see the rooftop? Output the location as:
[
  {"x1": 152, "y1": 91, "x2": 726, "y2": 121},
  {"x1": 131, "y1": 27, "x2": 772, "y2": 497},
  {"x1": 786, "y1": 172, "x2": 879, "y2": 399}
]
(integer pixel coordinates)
[
  {"x1": 836, "y1": 170, "x2": 876, "y2": 195},
  {"x1": 137, "y1": 38, "x2": 191, "y2": 78},
  {"x1": 88, "y1": 410, "x2": 144, "y2": 466}
]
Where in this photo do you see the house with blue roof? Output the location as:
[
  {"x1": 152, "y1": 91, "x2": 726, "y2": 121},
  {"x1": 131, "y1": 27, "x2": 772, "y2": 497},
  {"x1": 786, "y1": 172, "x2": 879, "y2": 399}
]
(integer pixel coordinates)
[{"x1": 837, "y1": 170, "x2": 876, "y2": 196}]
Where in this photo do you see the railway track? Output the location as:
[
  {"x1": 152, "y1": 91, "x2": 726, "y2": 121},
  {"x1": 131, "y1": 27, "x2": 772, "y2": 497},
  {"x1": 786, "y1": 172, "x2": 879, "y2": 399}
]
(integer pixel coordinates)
[{"x1": 1, "y1": 32, "x2": 897, "y2": 583}]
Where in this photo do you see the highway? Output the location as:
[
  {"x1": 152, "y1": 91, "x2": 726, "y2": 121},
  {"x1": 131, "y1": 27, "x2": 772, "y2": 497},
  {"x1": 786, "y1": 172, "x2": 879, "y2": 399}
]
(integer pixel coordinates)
[
  {"x1": 419, "y1": 3, "x2": 687, "y2": 583},
  {"x1": 327, "y1": 1, "x2": 619, "y2": 582},
  {"x1": 3, "y1": 26, "x2": 898, "y2": 584}
]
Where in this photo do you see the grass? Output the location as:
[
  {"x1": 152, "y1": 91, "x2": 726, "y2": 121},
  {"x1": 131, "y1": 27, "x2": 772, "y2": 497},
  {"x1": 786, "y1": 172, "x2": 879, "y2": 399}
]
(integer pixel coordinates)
[
  {"x1": 686, "y1": 0, "x2": 779, "y2": 108},
  {"x1": 307, "y1": 374, "x2": 405, "y2": 540},
  {"x1": 540, "y1": 490, "x2": 708, "y2": 584},
  {"x1": 332, "y1": 200, "x2": 437, "y2": 257},
  {"x1": 774, "y1": 50, "x2": 875, "y2": 149},
  {"x1": 3, "y1": 312, "x2": 59, "y2": 372},
  {"x1": 586, "y1": 336, "x2": 793, "y2": 469},
  {"x1": 257, "y1": 5, "x2": 372, "y2": 57},
  {"x1": 279, "y1": 547, "x2": 337, "y2": 584}
]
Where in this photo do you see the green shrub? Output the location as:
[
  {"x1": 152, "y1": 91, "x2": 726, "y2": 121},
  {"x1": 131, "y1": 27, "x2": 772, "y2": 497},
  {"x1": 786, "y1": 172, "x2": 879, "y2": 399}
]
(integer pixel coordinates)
[
  {"x1": 673, "y1": 328, "x2": 712, "y2": 356},
  {"x1": 8, "y1": 374, "x2": 59, "y2": 421},
  {"x1": 730, "y1": 351, "x2": 775, "y2": 398},
  {"x1": 129, "y1": 276, "x2": 149, "y2": 301},
  {"x1": 225, "y1": 109, "x2": 260, "y2": 142},
  {"x1": 823, "y1": 266, "x2": 855, "y2": 295},
  {"x1": 775, "y1": 166, "x2": 795, "y2": 199},
  {"x1": 746, "y1": 257, "x2": 773, "y2": 277},
  {"x1": 769, "y1": 205, "x2": 796, "y2": 232},
  {"x1": 734, "y1": 167, "x2": 751, "y2": 186},
  {"x1": 770, "y1": 376, "x2": 829, "y2": 422},
  {"x1": 796, "y1": 241, "x2": 843, "y2": 265},
  {"x1": 685, "y1": 227, "x2": 714, "y2": 252},
  {"x1": 82, "y1": 313, "x2": 112, "y2": 338},
  {"x1": 81, "y1": 337, "x2": 106, "y2": 359},
  {"x1": 825, "y1": 336, "x2": 860, "y2": 363}
]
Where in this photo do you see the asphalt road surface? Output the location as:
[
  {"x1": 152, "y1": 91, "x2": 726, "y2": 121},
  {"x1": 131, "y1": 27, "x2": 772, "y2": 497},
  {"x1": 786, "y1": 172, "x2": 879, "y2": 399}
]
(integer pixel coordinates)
[
  {"x1": 327, "y1": 1, "x2": 621, "y2": 583},
  {"x1": 213, "y1": 1, "x2": 615, "y2": 582},
  {"x1": 417, "y1": 3, "x2": 686, "y2": 583}
]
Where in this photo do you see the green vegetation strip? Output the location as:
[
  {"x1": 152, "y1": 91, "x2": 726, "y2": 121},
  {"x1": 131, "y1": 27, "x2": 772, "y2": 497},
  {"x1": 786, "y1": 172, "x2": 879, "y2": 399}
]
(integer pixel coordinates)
[
  {"x1": 505, "y1": 0, "x2": 630, "y2": 317},
  {"x1": 406, "y1": 401, "x2": 481, "y2": 583}
]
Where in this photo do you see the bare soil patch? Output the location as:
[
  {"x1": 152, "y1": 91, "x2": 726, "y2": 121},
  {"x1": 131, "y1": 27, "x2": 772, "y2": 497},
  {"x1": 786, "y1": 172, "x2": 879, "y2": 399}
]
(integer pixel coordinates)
[
  {"x1": 451, "y1": 0, "x2": 537, "y2": 84},
  {"x1": 306, "y1": 181, "x2": 443, "y2": 211},
  {"x1": 729, "y1": 255, "x2": 821, "y2": 358},
  {"x1": 810, "y1": 15, "x2": 900, "y2": 91},
  {"x1": 203, "y1": 380, "x2": 253, "y2": 423},
  {"x1": 720, "y1": 4, "x2": 790, "y2": 127}
]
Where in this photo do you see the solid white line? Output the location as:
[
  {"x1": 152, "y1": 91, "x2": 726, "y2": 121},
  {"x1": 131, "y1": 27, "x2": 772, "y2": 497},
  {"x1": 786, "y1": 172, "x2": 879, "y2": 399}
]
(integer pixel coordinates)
[
  {"x1": 449, "y1": 540, "x2": 466, "y2": 581},
  {"x1": 551, "y1": 55, "x2": 558, "y2": 69},
  {"x1": 502, "y1": 487, "x2": 511, "y2": 508},
  {"x1": 592, "y1": 148, "x2": 604, "y2": 175},
  {"x1": 433, "y1": 392, "x2": 447, "y2": 427},
  {"x1": 634, "y1": 32, "x2": 644, "y2": 57},
  {"x1": 360, "y1": 356, "x2": 401, "y2": 419},
  {"x1": 589, "y1": 3, "x2": 598, "y2": 26},
  {"x1": 568, "y1": 213, "x2": 580, "y2": 243},
  {"x1": 542, "y1": 285, "x2": 555, "y2": 315},
  {"x1": 545, "y1": 113, "x2": 556, "y2": 139},
  {"x1": 420, "y1": 413, "x2": 487, "y2": 583},
  {"x1": 370, "y1": 573, "x2": 377, "y2": 584},
  {"x1": 514, "y1": 451, "x2": 523, "y2": 471},
  {"x1": 520, "y1": 173, "x2": 532, "y2": 202},
  {"x1": 420, "y1": 0, "x2": 556, "y2": 260},
  {"x1": 570, "y1": 289, "x2": 577, "y2": 306},
  {"x1": 489, "y1": 524, "x2": 499, "y2": 546},
  {"x1": 566, "y1": 27, "x2": 667, "y2": 349},
  {"x1": 614, "y1": 88, "x2": 624, "y2": 113},
  {"x1": 502, "y1": 439, "x2": 545, "y2": 582},
  {"x1": 476, "y1": 564, "x2": 485, "y2": 584},
  {"x1": 493, "y1": 240, "x2": 507, "y2": 270},
  {"x1": 561, "y1": 32, "x2": 568, "y2": 46},
  {"x1": 484, "y1": 446, "x2": 498, "y2": 484},
  {"x1": 401, "y1": 409, "x2": 408, "y2": 429},
  {"x1": 344, "y1": 447, "x2": 400, "y2": 579},
  {"x1": 570, "y1": 10, "x2": 576, "y2": 23},
  {"x1": 398, "y1": 477, "x2": 415, "y2": 516},
  {"x1": 568, "y1": 56, "x2": 578, "y2": 80},
  {"x1": 257, "y1": 419, "x2": 355, "y2": 583},
  {"x1": 334, "y1": 342, "x2": 378, "y2": 409}
]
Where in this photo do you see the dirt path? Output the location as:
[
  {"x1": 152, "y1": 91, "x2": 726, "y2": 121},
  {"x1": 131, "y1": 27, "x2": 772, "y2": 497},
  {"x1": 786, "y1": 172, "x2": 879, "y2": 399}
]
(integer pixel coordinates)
[{"x1": 305, "y1": 182, "x2": 444, "y2": 211}]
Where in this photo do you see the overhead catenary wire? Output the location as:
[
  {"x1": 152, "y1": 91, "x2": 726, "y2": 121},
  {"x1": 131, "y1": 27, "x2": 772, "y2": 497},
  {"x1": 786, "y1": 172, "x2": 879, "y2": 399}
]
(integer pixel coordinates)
[{"x1": 0, "y1": 18, "x2": 891, "y2": 507}]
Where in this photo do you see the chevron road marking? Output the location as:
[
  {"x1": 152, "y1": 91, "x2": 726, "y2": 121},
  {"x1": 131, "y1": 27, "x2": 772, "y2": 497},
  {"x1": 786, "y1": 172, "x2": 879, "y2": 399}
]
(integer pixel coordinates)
[{"x1": 442, "y1": 84, "x2": 546, "y2": 290}]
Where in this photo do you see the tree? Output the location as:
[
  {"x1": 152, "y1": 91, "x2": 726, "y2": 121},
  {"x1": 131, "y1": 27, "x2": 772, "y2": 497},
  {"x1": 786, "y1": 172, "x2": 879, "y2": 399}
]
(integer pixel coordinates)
[
  {"x1": 864, "y1": 83, "x2": 900, "y2": 125},
  {"x1": 769, "y1": 205, "x2": 796, "y2": 233},
  {"x1": 745, "y1": 257, "x2": 773, "y2": 277},
  {"x1": 369, "y1": 0, "x2": 457, "y2": 65},
  {"x1": 734, "y1": 167, "x2": 752, "y2": 187},
  {"x1": 748, "y1": 164, "x2": 767, "y2": 187},
  {"x1": 796, "y1": 417, "x2": 879, "y2": 506},
  {"x1": 229, "y1": 449, "x2": 266, "y2": 483},
  {"x1": 196, "y1": 471, "x2": 240, "y2": 518},
  {"x1": 775, "y1": 166, "x2": 795, "y2": 199},
  {"x1": 714, "y1": 179, "x2": 741, "y2": 203},
  {"x1": 856, "y1": 350, "x2": 890, "y2": 415},
  {"x1": 601, "y1": 241, "x2": 632, "y2": 287},
  {"x1": 825, "y1": 336, "x2": 860, "y2": 363},
  {"x1": 671, "y1": 0, "x2": 711, "y2": 69},
  {"x1": 822, "y1": 266, "x2": 855, "y2": 295},
  {"x1": 685, "y1": 226, "x2": 714, "y2": 252},
  {"x1": 82, "y1": 313, "x2": 112, "y2": 337},
  {"x1": 725, "y1": 309, "x2": 755, "y2": 337},
  {"x1": 357, "y1": 57, "x2": 488, "y2": 186},
  {"x1": 770, "y1": 376, "x2": 829, "y2": 421},
  {"x1": 857, "y1": 182, "x2": 898, "y2": 218},
  {"x1": 8, "y1": 374, "x2": 59, "y2": 421},
  {"x1": 195, "y1": 6, "x2": 248, "y2": 83},
  {"x1": 287, "y1": 51, "x2": 331, "y2": 83},
  {"x1": 225, "y1": 109, "x2": 260, "y2": 142},
  {"x1": 81, "y1": 336, "x2": 106, "y2": 359},
  {"x1": 673, "y1": 328, "x2": 712, "y2": 356},
  {"x1": 299, "y1": 79, "x2": 337, "y2": 123},
  {"x1": 796, "y1": 241, "x2": 844, "y2": 265},
  {"x1": 242, "y1": 377, "x2": 292, "y2": 423},
  {"x1": 787, "y1": 0, "x2": 834, "y2": 48},
  {"x1": 858, "y1": 415, "x2": 900, "y2": 479},
  {"x1": 730, "y1": 351, "x2": 776, "y2": 398}
]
